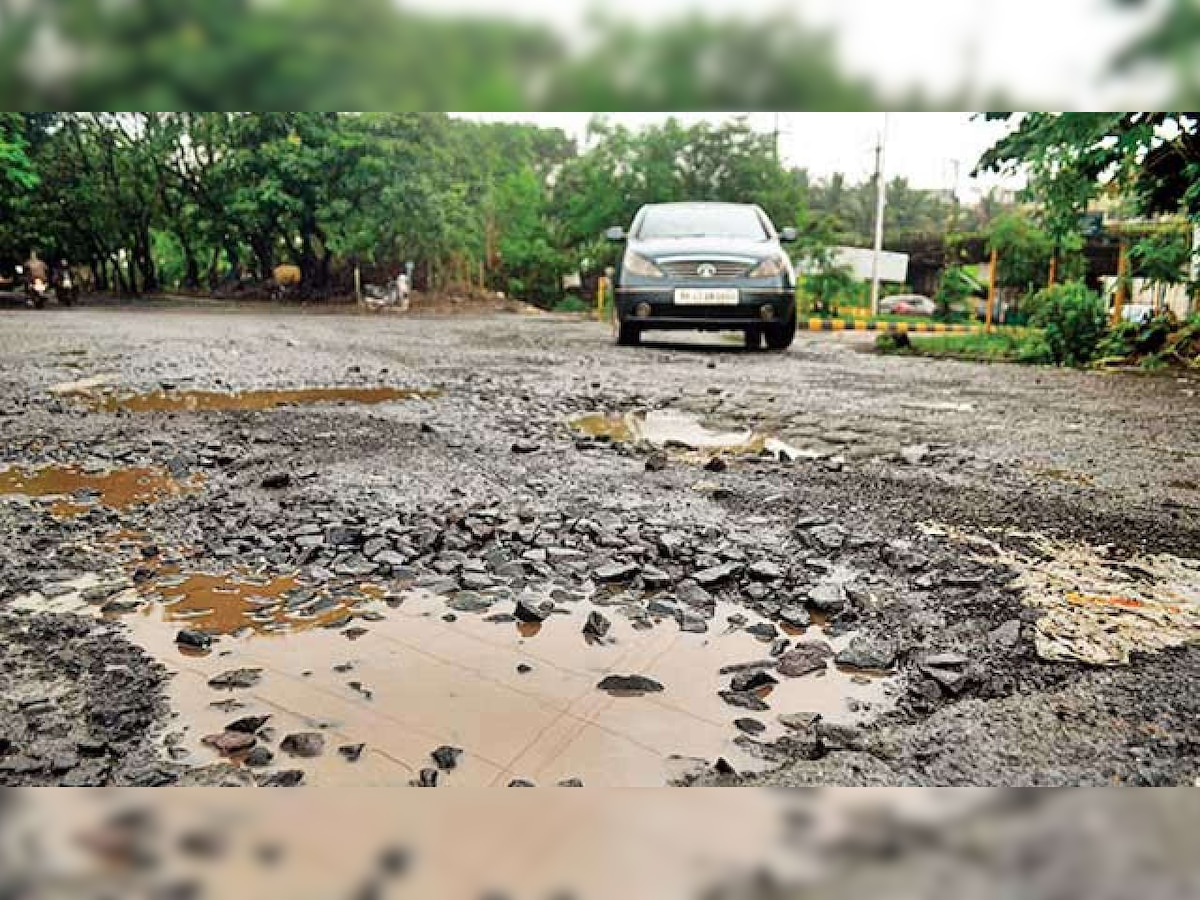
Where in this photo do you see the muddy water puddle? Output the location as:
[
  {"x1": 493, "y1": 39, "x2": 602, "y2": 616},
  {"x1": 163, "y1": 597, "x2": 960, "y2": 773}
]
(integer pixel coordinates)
[
  {"x1": 18, "y1": 573, "x2": 893, "y2": 786},
  {"x1": 143, "y1": 571, "x2": 366, "y2": 636},
  {"x1": 570, "y1": 410, "x2": 813, "y2": 461},
  {"x1": 0, "y1": 464, "x2": 200, "y2": 519},
  {"x1": 76, "y1": 386, "x2": 439, "y2": 413}
]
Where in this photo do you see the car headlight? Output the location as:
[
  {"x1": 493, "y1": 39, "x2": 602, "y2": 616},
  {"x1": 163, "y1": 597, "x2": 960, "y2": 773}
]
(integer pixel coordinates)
[
  {"x1": 622, "y1": 251, "x2": 665, "y2": 279},
  {"x1": 747, "y1": 256, "x2": 787, "y2": 279}
]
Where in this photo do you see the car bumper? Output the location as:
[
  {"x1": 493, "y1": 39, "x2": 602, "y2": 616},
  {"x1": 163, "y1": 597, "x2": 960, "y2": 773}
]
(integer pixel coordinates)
[{"x1": 615, "y1": 288, "x2": 794, "y2": 330}]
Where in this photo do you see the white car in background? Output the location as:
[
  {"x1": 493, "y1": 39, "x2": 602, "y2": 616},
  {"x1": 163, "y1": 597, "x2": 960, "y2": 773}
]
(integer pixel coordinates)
[{"x1": 878, "y1": 293, "x2": 936, "y2": 317}]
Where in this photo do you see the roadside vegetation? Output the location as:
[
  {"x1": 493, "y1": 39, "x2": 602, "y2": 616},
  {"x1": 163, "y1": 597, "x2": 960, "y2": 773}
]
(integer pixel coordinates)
[{"x1": 877, "y1": 330, "x2": 1053, "y2": 364}]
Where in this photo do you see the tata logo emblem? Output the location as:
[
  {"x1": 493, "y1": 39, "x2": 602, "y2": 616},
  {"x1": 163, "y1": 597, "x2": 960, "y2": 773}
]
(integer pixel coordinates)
[{"x1": 696, "y1": 263, "x2": 717, "y2": 278}]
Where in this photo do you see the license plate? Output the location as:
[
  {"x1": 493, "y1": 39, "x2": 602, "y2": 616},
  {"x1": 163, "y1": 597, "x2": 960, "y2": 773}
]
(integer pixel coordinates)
[{"x1": 674, "y1": 288, "x2": 739, "y2": 305}]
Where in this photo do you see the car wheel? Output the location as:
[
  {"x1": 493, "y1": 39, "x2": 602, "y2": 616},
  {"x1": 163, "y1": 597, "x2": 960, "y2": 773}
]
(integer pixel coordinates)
[
  {"x1": 616, "y1": 321, "x2": 640, "y2": 346},
  {"x1": 765, "y1": 313, "x2": 796, "y2": 351}
]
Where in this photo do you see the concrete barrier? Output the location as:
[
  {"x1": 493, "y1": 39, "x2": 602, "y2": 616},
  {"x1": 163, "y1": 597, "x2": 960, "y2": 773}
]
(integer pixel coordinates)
[{"x1": 802, "y1": 319, "x2": 990, "y2": 334}]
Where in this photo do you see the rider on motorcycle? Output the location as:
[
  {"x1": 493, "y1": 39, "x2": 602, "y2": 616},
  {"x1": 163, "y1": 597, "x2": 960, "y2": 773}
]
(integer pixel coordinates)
[{"x1": 22, "y1": 252, "x2": 50, "y2": 308}]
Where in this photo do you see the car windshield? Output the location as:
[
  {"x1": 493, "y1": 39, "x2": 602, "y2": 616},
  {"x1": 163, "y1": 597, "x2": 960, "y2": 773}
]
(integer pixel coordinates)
[{"x1": 636, "y1": 205, "x2": 770, "y2": 241}]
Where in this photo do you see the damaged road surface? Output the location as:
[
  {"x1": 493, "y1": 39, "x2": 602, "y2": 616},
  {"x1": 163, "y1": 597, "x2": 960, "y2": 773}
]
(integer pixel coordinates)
[{"x1": 1, "y1": 307, "x2": 1199, "y2": 787}]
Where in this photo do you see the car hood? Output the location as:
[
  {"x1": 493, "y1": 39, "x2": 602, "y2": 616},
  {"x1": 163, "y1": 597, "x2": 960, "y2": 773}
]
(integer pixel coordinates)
[{"x1": 629, "y1": 236, "x2": 779, "y2": 261}]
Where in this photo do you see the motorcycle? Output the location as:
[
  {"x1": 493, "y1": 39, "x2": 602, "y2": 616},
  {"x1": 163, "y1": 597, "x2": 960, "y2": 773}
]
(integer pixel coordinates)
[
  {"x1": 14, "y1": 265, "x2": 51, "y2": 309},
  {"x1": 55, "y1": 267, "x2": 78, "y2": 307},
  {"x1": 25, "y1": 275, "x2": 51, "y2": 309}
]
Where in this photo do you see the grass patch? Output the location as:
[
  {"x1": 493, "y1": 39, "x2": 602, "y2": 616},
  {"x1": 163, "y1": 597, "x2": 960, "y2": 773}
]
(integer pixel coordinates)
[{"x1": 877, "y1": 328, "x2": 1052, "y2": 364}]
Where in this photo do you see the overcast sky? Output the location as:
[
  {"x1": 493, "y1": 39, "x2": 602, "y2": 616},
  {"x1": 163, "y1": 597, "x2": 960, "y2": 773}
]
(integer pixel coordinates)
[
  {"x1": 454, "y1": 112, "x2": 1024, "y2": 199},
  {"x1": 422, "y1": 0, "x2": 1166, "y2": 106}
]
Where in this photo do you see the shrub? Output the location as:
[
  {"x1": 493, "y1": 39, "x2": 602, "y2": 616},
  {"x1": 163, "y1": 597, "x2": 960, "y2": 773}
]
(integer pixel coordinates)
[
  {"x1": 874, "y1": 332, "x2": 912, "y2": 354},
  {"x1": 1025, "y1": 281, "x2": 1108, "y2": 367},
  {"x1": 554, "y1": 294, "x2": 590, "y2": 313}
]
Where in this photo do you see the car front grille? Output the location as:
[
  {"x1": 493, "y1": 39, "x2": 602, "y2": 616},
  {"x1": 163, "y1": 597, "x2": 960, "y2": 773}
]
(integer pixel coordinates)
[{"x1": 658, "y1": 260, "x2": 753, "y2": 279}]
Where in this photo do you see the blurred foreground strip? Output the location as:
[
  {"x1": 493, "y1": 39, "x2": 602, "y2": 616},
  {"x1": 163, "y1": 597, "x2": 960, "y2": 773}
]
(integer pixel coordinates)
[{"x1": 2, "y1": 789, "x2": 1198, "y2": 899}]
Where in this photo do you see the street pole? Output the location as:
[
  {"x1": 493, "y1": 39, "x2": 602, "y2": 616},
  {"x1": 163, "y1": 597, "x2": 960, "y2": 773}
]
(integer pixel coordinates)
[
  {"x1": 869, "y1": 113, "x2": 889, "y2": 318},
  {"x1": 986, "y1": 248, "x2": 998, "y2": 331},
  {"x1": 1113, "y1": 239, "x2": 1129, "y2": 326},
  {"x1": 1191, "y1": 221, "x2": 1200, "y2": 316}
]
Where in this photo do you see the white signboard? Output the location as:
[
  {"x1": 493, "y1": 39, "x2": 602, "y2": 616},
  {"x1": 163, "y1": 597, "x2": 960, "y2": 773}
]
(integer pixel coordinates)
[{"x1": 832, "y1": 247, "x2": 909, "y2": 283}]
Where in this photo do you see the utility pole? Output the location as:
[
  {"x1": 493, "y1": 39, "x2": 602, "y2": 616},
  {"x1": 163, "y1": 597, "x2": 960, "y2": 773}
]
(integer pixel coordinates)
[{"x1": 869, "y1": 113, "x2": 889, "y2": 318}]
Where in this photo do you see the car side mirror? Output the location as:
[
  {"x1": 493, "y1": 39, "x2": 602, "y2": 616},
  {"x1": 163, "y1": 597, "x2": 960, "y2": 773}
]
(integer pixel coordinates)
[
  {"x1": 778, "y1": 227, "x2": 798, "y2": 243},
  {"x1": 604, "y1": 226, "x2": 627, "y2": 242}
]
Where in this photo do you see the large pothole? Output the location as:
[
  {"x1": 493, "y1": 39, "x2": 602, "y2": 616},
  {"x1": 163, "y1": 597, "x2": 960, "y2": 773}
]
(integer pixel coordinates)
[{"x1": 14, "y1": 556, "x2": 895, "y2": 787}]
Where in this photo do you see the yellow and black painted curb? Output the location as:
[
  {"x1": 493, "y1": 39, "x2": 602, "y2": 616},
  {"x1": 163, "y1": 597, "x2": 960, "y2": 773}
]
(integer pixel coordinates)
[{"x1": 802, "y1": 319, "x2": 990, "y2": 334}]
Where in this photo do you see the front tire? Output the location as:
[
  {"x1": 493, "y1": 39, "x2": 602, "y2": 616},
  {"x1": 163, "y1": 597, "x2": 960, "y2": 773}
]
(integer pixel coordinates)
[
  {"x1": 765, "y1": 312, "x2": 796, "y2": 351},
  {"x1": 616, "y1": 321, "x2": 641, "y2": 346}
]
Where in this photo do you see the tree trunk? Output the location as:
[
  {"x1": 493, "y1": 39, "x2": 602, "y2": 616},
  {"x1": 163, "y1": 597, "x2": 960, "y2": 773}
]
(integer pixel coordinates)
[
  {"x1": 249, "y1": 234, "x2": 275, "y2": 281},
  {"x1": 176, "y1": 230, "x2": 200, "y2": 289},
  {"x1": 223, "y1": 240, "x2": 241, "y2": 283}
]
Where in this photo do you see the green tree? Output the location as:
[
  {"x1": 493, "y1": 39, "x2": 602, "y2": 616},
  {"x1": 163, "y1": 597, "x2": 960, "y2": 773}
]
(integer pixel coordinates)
[{"x1": 987, "y1": 210, "x2": 1054, "y2": 296}]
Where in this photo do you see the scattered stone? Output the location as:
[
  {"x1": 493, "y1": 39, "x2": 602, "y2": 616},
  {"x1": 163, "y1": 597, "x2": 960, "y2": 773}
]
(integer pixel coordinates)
[
  {"x1": 508, "y1": 779, "x2": 536, "y2": 787},
  {"x1": 594, "y1": 561, "x2": 640, "y2": 582},
  {"x1": 778, "y1": 604, "x2": 811, "y2": 629},
  {"x1": 692, "y1": 562, "x2": 741, "y2": 587},
  {"x1": 807, "y1": 582, "x2": 846, "y2": 613},
  {"x1": 597, "y1": 675, "x2": 664, "y2": 696},
  {"x1": 280, "y1": 732, "x2": 325, "y2": 758},
  {"x1": 582, "y1": 610, "x2": 611, "y2": 640},
  {"x1": 900, "y1": 444, "x2": 930, "y2": 466},
  {"x1": 175, "y1": 629, "x2": 212, "y2": 651},
  {"x1": 640, "y1": 566, "x2": 672, "y2": 588},
  {"x1": 645, "y1": 452, "x2": 668, "y2": 472},
  {"x1": 257, "y1": 770, "x2": 304, "y2": 787},
  {"x1": 746, "y1": 560, "x2": 783, "y2": 581},
  {"x1": 734, "y1": 718, "x2": 766, "y2": 736},
  {"x1": 989, "y1": 619, "x2": 1022, "y2": 649},
  {"x1": 704, "y1": 456, "x2": 728, "y2": 473},
  {"x1": 448, "y1": 593, "x2": 493, "y2": 613},
  {"x1": 919, "y1": 652, "x2": 971, "y2": 693},
  {"x1": 556, "y1": 778, "x2": 584, "y2": 787},
  {"x1": 718, "y1": 691, "x2": 770, "y2": 712},
  {"x1": 805, "y1": 524, "x2": 846, "y2": 553},
  {"x1": 777, "y1": 641, "x2": 833, "y2": 677},
  {"x1": 201, "y1": 732, "x2": 256, "y2": 754},
  {"x1": 676, "y1": 608, "x2": 709, "y2": 633},
  {"x1": 459, "y1": 571, "x2": 495, "y2": 591},
  {"x1": 244, "y1": 746, "x2": 274, "y2": 768},
  {"x1": 260, "y1": 472, "x2": 291, "y2": 489},
  {"x1": 778, "y1": 712, "x2": 821, "y2": 731},
  {"x1": 431, "y1": 745, "x2": 462, "y2": 771},
  {"x1": 816, "y1": 721, "x2": 864, "y2": 752},
  {"x1": 515, "y1": 596, "x2": 553, "y2": 623},
  {"x1": 511, "y1": 440, "x2": 540, "y2": 454},
  {"x1": 713, "y1": 758, "x2": 737, "y2": 776},
  {"x1": 744, "y1": 623, "x2": 778, "y2": 642},
  {"x1": 730, "y1": 669, "x2": 779, "y2": 693},
  {"x1": 415, "y1": 768, "x2": 439, "y2": 787},
  {"x1": 226, "y1": 715, "x2": 270, "y2": 734},
  {"x1": 516, "y1": 663, "x2": 533, "y2": 674},
  {"x1": 835, "y1": 636, "x2": 898, "y2": 670}
]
